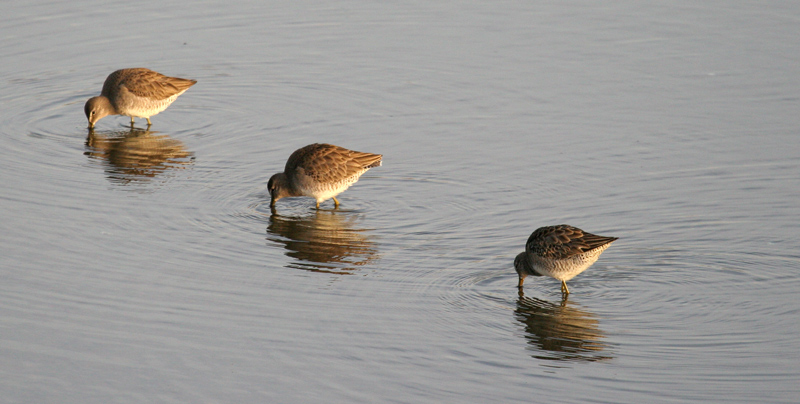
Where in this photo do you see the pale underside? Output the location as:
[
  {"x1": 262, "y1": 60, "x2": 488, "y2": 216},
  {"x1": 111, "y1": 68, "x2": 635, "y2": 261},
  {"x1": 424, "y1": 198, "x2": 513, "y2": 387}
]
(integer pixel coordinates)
[
  {"x1": 524, "y1": 243, "x2": 612, "y2": 281},
  {"x1": 293, "y1": 166, "x2": 367, "y2": 203},
  {"x1": 113, "y1": 88, "x2": 185, "y2": 118}
]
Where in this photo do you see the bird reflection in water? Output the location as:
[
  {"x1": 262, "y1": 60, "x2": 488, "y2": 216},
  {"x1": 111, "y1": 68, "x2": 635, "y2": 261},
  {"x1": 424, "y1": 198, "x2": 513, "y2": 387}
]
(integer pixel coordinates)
[
  {"x1": 514, "y1": 291, "x2": 613, "y2": 363},
  {"x1": 85, "y1": 128, "x2": 194, "y2": 185},
  {"x1": 267, "y1": 210, "x2": 379, "y2": 274}
]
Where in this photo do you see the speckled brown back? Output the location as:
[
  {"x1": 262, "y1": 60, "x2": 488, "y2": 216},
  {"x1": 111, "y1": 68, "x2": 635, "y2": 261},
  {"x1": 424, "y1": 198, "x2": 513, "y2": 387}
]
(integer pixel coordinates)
[
  {"x1": 102, "y1": 68, "x2": 196, "y2": 101},
  {"x1": 525, "y1": 224, "x2": 618, "y2": 260},
  {"x1": 284, "y1": 143, "x2": 382, "y2": 185}
]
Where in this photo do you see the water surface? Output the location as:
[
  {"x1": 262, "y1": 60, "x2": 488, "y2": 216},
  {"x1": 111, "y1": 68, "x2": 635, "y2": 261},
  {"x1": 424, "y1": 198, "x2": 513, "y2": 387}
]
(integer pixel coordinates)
[{"x1": 1, "y1": 1, "x2": 799, "y2": 403}]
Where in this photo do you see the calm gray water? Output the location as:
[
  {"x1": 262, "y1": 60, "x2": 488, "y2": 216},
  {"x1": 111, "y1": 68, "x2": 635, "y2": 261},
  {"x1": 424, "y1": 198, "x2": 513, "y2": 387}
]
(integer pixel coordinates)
[{"x1": 2, "y1": 1, "x2": 799, "y2": 403}]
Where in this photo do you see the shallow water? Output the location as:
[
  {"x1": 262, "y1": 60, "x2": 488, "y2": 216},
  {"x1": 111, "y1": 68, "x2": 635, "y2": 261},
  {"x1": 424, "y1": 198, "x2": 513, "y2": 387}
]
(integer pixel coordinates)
[{"x1": 2, "y1": 1, "x2": 799, "y2": 403}]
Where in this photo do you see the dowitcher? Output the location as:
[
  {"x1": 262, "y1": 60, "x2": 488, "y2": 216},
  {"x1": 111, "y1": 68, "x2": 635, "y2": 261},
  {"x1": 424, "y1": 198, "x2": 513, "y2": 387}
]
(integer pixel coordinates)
[
  {"x1": 85, "y1": 68, "x2": 196, "y2": 129},
  {"x1": 514, "y1": 224, "x2": 617, "y2": 294},
  {"x1": 268, "y1": 143, "x2": 382, "y2": 210}
]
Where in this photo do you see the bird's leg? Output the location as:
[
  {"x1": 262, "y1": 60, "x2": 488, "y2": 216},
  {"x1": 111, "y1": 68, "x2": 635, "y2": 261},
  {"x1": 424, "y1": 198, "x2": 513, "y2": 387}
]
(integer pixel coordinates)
[
  {"x1": 333, "y1": 197, "x2": 340, "y2": 209},
  {"x1": 561, "y1": 281, "x2": 570, "y2": 295},
  {"x1": 130, "y1": 117, "x2": 135, "y2": 127},
  {"x1": 517, "y1": 276, "x2": 524, "y2": 288},
  {"x1": 146, "y1": 117, "x2": 152, "y2": 127},
  {"x1": 315, "y1": 201, "x2": 320, "y2": 210}
]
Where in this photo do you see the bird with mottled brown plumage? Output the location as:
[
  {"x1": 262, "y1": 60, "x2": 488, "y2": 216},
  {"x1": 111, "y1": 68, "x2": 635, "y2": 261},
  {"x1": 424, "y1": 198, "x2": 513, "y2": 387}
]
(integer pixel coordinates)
[
  {"x1": 84, "y1": 68, "x2": 196, "y2": 129},
  {"x1": 514, "y1": 225, "x2": 617, "y2": 294},
  {"x1": 268, "y1": 143, "x2": 382, "y2": 210}
]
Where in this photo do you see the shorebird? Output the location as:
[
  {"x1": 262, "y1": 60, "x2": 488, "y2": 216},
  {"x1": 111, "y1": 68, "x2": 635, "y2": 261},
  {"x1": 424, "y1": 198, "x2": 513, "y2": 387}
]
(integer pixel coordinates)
[
  {"x1": 514, "y1": 224, "x2": 617, "y2": 294},
  {"x1": 268, "y1": 143, "x2": 382, "y2": 210},
  {"x1": 84, "y1": 68, "x2": 196, "y2": 129}
]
